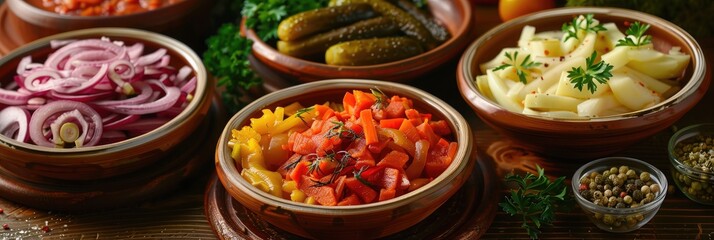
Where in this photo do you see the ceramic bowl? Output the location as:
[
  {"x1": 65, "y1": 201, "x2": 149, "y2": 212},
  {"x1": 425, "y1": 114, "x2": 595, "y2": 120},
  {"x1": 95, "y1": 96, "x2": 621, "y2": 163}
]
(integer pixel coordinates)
[
  {"x1": 244, "y1": 0, "x2": 474, "y2": 83},
  {"x1": 457, "y1": 7, "x2": 710, "y2": 159},
  {"x1": 668, "y1": 123, "x2": 714, "y2": 205},
  {"x1": 6, "y1": 0, "x2": 206, "y2": 32},
  {"x1": 572, "y1": 157, "x2": 667, "y2": 232},
  {"x1": 0, "y1": 28, "x2": 213, "y2": 181},
  {"x1": 215, "y1": 79, "x2": 474, "y2": 239}
]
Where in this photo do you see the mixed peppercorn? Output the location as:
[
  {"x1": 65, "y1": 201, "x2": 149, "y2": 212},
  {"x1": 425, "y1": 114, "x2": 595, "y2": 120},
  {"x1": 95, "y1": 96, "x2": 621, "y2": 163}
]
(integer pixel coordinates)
[
  {"x1": 672, "y1": 135, "x2": 714, "y2": 204},
  {"x1": 578, "y1": 165, "x2": 661, "y2": 228}
]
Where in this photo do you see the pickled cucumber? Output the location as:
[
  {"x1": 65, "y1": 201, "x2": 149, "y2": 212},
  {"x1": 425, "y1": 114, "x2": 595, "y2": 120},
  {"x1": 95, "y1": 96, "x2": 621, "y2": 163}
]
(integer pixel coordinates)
[
  {"x1": 277, "y1": 3, "x2": 377, "y2": 41},
  {"x1": 391, "y1": 0, "x2": 450, "y2": 42},
  {"x1": 330, "y1": 0, "x2": 437, "y2": 49},
  {"x1": 277, "y1": 17, "x2": 400, "y2": 58},
  {"x1": 325, "y1": 37, "x2": 424, "y2": 66}
]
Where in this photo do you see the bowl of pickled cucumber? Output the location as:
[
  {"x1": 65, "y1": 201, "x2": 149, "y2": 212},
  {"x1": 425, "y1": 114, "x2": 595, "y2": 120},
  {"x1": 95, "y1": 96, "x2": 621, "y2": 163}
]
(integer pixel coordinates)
[
  {"x1": 244, "y1": 0, "x2": 474, "y2": 83},
  {"x1": 456, "y1": 7, "x2": 709, "y2": 159}
]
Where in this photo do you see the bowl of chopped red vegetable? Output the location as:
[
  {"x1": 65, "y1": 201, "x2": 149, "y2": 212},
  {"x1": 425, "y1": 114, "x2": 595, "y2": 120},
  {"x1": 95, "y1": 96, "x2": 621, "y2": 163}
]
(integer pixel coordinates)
[
  {"x1": 456, "y1": 7, "x2": 709, "y2": 159},
  {"x1": 0, "y1": 27, "x2": 213, "y2": 181},
  {"x1": 214, "y1": 79, "x2": 474, "y2": 239},
  {"x1": 242, "y1": 0, "x2": 474, "y2": 84},
  {"x1": 6, "y1": 0, "x2": 207, "y2": 32}
]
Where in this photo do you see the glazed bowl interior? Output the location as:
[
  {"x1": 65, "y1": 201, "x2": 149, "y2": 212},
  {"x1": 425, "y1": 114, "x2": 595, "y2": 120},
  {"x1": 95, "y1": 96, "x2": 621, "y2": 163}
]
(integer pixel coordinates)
[
  {"x1": 0, "y1": 28, "x2": 211, "y2": 180},
  {"x1": 215, "y1": 79, "x2": 473, "y2": 239},
  {"x1": 247, "y1": 0, "x2": 474, "y2": 83},
  {"x1": 6, "y1": 0, "x2": 204, "y2": 31},
  {"x1": 457, "y1": 7, "x2": 709, "y2": 158}
]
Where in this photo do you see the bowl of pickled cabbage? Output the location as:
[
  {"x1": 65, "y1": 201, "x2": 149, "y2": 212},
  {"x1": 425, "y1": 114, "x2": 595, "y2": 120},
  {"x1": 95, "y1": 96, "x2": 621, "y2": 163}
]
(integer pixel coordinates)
[
  {"x1": 0, "y1": 28, "x2": 213, "y2": 180},
  {"x1": 215, "y1": 79, "x2": 474, "y2": 239},
  {"x1": 244, "y1": 0, "x2": 474, "y2": 84},
  {"x1": 457, "y1": 7, "x2": 709, "y2": 159}
]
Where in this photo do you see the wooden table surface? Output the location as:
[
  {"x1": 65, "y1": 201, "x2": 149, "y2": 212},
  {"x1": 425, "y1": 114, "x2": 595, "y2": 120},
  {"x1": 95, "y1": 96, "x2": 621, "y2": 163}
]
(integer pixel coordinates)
[{"x1": 1, "y1": 3, "x2": 713, "y2": 240}]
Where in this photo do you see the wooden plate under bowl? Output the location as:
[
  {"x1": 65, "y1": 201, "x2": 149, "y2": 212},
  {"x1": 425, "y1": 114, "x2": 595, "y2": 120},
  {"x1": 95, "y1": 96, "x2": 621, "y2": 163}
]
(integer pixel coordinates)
[
  {"x1": 0, "y1": 97, "x2": 226, "y2": 212},
  {"x1": 204, "y1": 150, "x2": 499, "y2": 239}
]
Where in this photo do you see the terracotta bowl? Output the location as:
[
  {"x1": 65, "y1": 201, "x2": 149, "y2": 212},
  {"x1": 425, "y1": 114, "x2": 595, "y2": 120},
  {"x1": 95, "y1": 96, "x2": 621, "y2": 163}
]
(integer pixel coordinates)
[
  {"x1": 244, "y1": 0, "x2": 474, "y2": 83},
  {"x1": 457, "y1": 7, "x2": 710, "y2": 159},
  {"x1": 6, "y1": 0, "x2": 205, "y2": 32},
  {"x1": 0, "y1": 28, "x2": 213, "y2": 181},
  {"x1": 215, "y1": 79, "x2": 474, "y2": 239}
]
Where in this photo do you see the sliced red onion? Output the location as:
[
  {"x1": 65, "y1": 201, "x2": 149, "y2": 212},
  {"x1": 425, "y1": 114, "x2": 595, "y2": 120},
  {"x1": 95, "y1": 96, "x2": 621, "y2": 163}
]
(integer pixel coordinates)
[
  {"x1": 0, "y1": 88, "x2": 31, "y2": 105},
  {"x1": 22, "y1": 70, "x2": 61, "y2": 93},
  {"x1": 53, "y1": 64, "x2": 108, "y2": 94},
  {"x1": 126, "y1": 43, "x2": 144, "y2": 61},
  {"x1": 29, "y1": 100, "x2": 102, "y2": 148},
  {"x1": 100, "y1": 85, "x2": 180, "y2": 115},
  {"x1": 0, "y1": 106, "x2": 31, "y2": 142},
  {"x1": 50, "y1": 39, "x2": 77, "y2": 49},
  {"x1": 46, "y1": 90, "x2": 114, "y2": 102},
  {"x1": 179, "y1": 76, "x2": 197, "y2": 94},
  {"x1": 99, "y1": 130, "x2": 127, "y2": 144},
  {"x1": 103, "y1": 114, "x2": 140, "y2": 130},
  {"x1": 135, "y1": 48, "x2": 166, "y2": 67},
  {"x1": 94, "y1": 82, "x2": 152, "y2": 107},
  {"x1": 16, "y1": 56, "x2": 32, "y2": 75}
]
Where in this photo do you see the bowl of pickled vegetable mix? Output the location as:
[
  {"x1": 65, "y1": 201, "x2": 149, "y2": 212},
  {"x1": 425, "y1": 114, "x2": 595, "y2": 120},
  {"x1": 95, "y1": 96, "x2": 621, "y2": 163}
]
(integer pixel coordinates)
[
  {"x1": 669, "y1": 123, "x2": 714, "y2": 205},
  {"x1": 0, "y1": 28, "x2": 212, "y2": 180},
  {"x1": 573, "y1": 157, "x2": 667, "y2": 232},
  {"x1": 245, "y1": 0, "x2": 474, "y2": 83},
  {"x1": 215, "y1": 79, "x2": 474, "y2": 239},
  {"x1": 457, "y1": 7, "x2": 709, "y2": 159}
]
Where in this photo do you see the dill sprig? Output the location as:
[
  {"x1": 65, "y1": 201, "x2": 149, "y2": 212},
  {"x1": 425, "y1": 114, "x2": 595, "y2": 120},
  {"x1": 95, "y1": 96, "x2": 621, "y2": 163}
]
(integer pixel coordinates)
[
  {"x1": 493, "y1": 51, "x2": 542, "y2": 84},
  {"x1": 562, "y1": 14, "x2": 607, "y2": 42},
  {"x1": 499, "y1": 165, "x2": 570, "y2": 239},
  {"x1": 295, "y1": 106, "x2": 315, "y2": 125},
  {"x1": 567, "y1": 51, "x2": 613, "y2": 93},
  {"x1": 371, "y1": 88, "x2": 388, "y2": 110},
  {"x1": 616, "y1": 21, "x2": 652, "y2": 47},
  {"x1": 325, "y1": 121, "x2": 361, "y2": 140}
]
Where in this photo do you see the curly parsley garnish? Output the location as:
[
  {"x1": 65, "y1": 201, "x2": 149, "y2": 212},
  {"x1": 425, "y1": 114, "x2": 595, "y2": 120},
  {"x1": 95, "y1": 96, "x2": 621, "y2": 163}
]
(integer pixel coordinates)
[
  {"x1": 616, "y1": 21, "x2": 653, "y2": 47},
  {"x1": 203, "y1": 0, "x2": 328, "y2": 114},
  {"x1": 499, "y1": 165, "x2": 570, "y2": 240},
  {"x1": 493, "y1": 51, "x2": 542, "y2": 84},
  {"x1": 562, "y1": 14, "x2": 607, "y2": 42},
  {"x1": 567, "y1": 51, "x2": 613, "y2": 93}
]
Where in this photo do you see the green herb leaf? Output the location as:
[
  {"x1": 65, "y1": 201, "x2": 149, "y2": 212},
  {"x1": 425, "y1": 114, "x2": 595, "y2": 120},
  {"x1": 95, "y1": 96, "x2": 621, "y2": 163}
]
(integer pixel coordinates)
[
  {"x1": 499, "y1": 165, "x2": 571, "y2": 239},
  {"x1": 494, "y1": 51, "x2": 542, "y2": 84},
  {"x1": 204, "y1": 0, "x2": 328, "y2": 113},
  {"x1": 562, "y1": 14, "x2": 607, "y2": 42},
  {"x1": 616, "y1": 21, "x2": 652, "y2": 47},
  {"x1": 567, "y1": 51, "x2": 614, "y2": 93}
]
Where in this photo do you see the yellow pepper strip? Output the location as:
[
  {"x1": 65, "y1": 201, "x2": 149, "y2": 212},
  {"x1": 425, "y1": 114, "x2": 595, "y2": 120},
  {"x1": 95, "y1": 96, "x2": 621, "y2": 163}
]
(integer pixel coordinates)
[
  {"x1": 378, "y1": 128, "x2": 416, "y2": 157},
  {"x1": 250, "y1": 109, "x2": 277, "y2": 135},
  {"x1": 274, "y1": 107, "x2": 285, "y2": 123},
  {"x1": 282, "y1": 180, "x2": 297, "y2": 193},
  {"x1": 241, "y1": 168, "x2": 283, "y2": 197},
  {"x1": 270, "y1": 105, "x2": 318, "y2": 135},
  {"x1": 240, "y1": 138, "x2": 267, "y2": 170},
  {"x1": 283, "y1": 102, "x2": 304, "y2": 116},
  {"x1": 290, "y1": 189, "x2": 306, "y2": 202},
  {"x1": 406, "y1": 139, "x2": 430, "y2": 179},
  {"x1": 230, "y1": 140, "x2": 241, "y2": 161},
  {"x1": 304, "y1": 196, "x2": 317, "y2": 205},
  {"x1": 231, "y1": 126, "x2": 261, "y2": 144}
]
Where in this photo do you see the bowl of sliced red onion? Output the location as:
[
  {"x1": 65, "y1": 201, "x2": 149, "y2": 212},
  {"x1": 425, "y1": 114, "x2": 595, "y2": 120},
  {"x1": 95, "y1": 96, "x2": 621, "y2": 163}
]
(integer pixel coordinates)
[{"x1": 0, "y1": 28, "x2": 212, "y2": 181}]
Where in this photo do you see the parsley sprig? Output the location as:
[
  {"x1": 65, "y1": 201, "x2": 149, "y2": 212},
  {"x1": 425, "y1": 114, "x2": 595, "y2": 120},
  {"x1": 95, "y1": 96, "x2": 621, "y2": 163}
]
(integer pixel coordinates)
[
  {"x1": 562, "y1": 14, "x2": 607, "y2": 42},
  {"x1": 203, "y1": 0, "x2": 328, "y2": 114},
  {"x1": 499, "y1": 165, "x2": 570, "y2": 239},
  {"x1": 567, "y1": 51, "x2": 614, "y2": 93},
  {"x1": 616, "y1": 21, "x2": 652, "y2": 47},
  {"x1": 493, "y1": 51, "x2": 542, "y2": 84}
]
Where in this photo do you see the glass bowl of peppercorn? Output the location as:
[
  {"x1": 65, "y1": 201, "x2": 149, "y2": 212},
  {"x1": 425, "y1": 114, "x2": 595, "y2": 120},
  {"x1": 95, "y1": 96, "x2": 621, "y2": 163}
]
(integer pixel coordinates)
[
  {"x1": 669, "y1": 123, "x2": 714, "y2": 205},
  {"x1": 572, "y1": 156, "x2": 667, "y2": 233}
]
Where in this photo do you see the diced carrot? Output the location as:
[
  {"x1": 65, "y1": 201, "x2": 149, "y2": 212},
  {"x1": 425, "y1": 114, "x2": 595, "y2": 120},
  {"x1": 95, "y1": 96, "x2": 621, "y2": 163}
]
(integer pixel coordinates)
[
  {"x1": 347, "y1": 138, "x2": 369, "y2": 158},
  {"x1": 416, "y1": 121, "x2": 440, "y2": 147},
  {"x1": 360, "y1": 109, "x2": 378, "y2": 145},
  {"x1": 343, "y1": 91, "x2": 356, "y2": 116},
  {"x1": 288, "y1": 132, "x2": 317, "y2": 155},
  {"x1": 337, "y1": 193, "x2": 362, "y2": 206},
  {"x1": 376, "y1": 150, "x2": 409, "y2": 170},
  {"x1": 299, "y1": 176, "x2": 338, "y2": 206},
  {"x1": 379, "y1": 167, "x2": 400, "y2": 190},
  {"x1": 420, "y1": 113, "x2": 432, "y2": 122},
  {"x1": 355, "y1": 159, "x2": 375, "y2": 169},
  {"x1": 360, "y1": 165, "x2": 385, "y2": 185},
  {"x1": 373, "y1": 109, "x2": 385, "y2": 121},
  {"x1": 353, "y1": 90, "x2": 376, "y2": 116},
  {"x1": 314, "y1": 104, "x2": 334, "y2": 120},
  {"x1": 344, "y1": 177, "x2": 377, "y2": 203},
  {"x1": 429, "y1": 120, "x2": 452, "y2": 137},
  {"x1": 447, "y1": 142, "x2": 458, "y2": 161},
  {"x1": 405, "y1": 109, "x2": 422, "y2": 121},
  {"x1": 379, "y1": 118, "x2": 404, "y2": 129},
  {"x1": 384, "y1": 100, "x2": 407, "y2": 119},
  {"x1": 367, "y1": 137, "x2": 391, "y2": 154},
  {"x1": 278, "y1": 154, "x2": 303, "y2": 177},
  {"x1": 289, "y1": 161, "x2": 310, "y2": 187},
  {"x1": 399, "y1": 173, "x2": 411, "y2": 192},
  {"x1": 378, "y1": 188, "x2": 397, "y2": 201},
  {"x1": 424, "y1": 138, "x2": 452, "y2": 178},
  {"x1": 334, "y1": 175, "x2": 347, "y2": 200}
]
